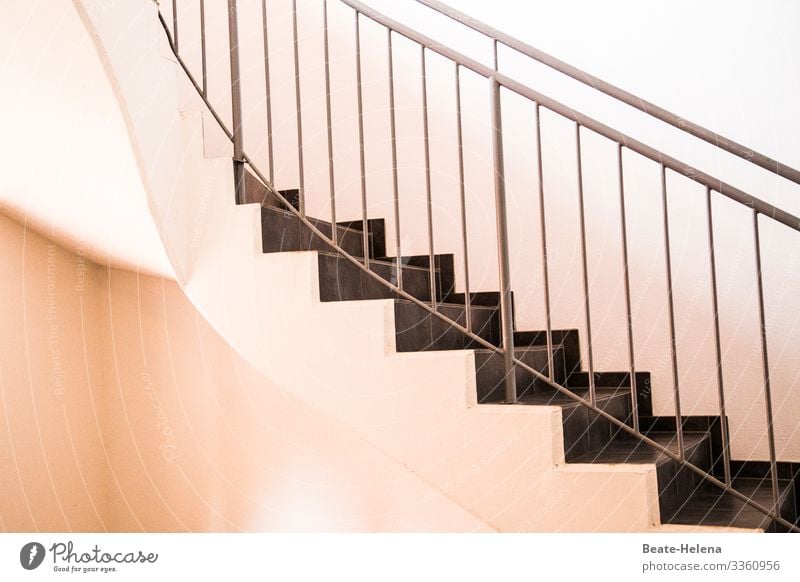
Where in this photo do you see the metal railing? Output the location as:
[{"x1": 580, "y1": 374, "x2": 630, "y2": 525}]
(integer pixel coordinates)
[
  {"x1": 413, "y1": 0, "x2": 800, "y2": 189},
  {"x1": 158, "y1": 0, "x2": 800, "y2": 531}
]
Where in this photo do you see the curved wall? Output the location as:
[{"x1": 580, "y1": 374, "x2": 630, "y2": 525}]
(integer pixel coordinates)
[{"x1": 0, "y1": 0, "x2": 173, "y2": 278}]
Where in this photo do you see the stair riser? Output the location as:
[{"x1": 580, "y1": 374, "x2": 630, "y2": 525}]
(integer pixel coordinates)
[
  {"x1": 568, "y1": 372, "x2": 654, "y2": 418},
  {"x1": 395, "y1": 302, "x2": 500, "y2": 353},
  {"x1": 338, "y1": 218, "x2": 386, "y2": 259},
  {"x1": 657, "y1": 438, "x2": 711, "y2": 522},
  {"x1": 562, "y1": 393, "x2": 632, "y2": 461},
  {"x1": 262, "y1": 208, "x2": 367, "y2": 259},
  {"x1": 515, "y1": 330, "x2": 581, "y2": 378},
  {"x1": 475, "y1": 348, "x2": 568, "y2": 403}
]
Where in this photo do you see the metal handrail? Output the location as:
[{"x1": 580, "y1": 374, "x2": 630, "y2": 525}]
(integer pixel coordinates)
[
  {"x1": 158, "y1": 2, "x2": 800, "y2": 532},
  {"x1": 342, "y1": 0, "x2": 799, "y2": 233},
  {"x1": 413, "y1": 0, "x2": 800, "y2": 188}
]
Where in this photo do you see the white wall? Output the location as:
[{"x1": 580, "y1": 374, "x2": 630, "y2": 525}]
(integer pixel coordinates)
[
  {"x1": 158, "y1": 0, "x2": 800, "y2": 461},
  {"x1": 0, "y1": 0, "x2": 173, "y2": 278}
]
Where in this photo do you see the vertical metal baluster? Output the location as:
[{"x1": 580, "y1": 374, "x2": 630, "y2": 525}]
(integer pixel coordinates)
[
  {"x1": 492, "y1": 39, "x2": 498, "y2": 71},
  {"x1": 323, "y1": 0, "x2": 337, "y2": 243},
  {"x1": 617, "y1": 144, "x2": 639, "y2": 432},
  {"x1": 354, "y1": 11, "x2": 369, "y2": 266},
  {"x1": 575, "y1": 124, "x2": 596, "y2": 405},
  {"x1": 534, "y1": 104, "x2": 554, "y2": 381},
  {"x1": 260, "y1": 0, "x2": 275, "y2": 184},
  {"x1": 200, "y1": 0, "x2": 208, "y2": 97},
  {"x1": 227, "y1": 0, "x2": 245, "y2": 205},
  {"x1": 705, "y1": 188, "x2": 732, "y2": 484},
  {"x1": 753, "y1": 211, "x2": 781, "y2": 522},
  {"x1": 455, "y1": 64, "x2": 472, "y2": 333},
  {"x1": 291, "y1": 0, "x2": 305, "y2": 215},
  {"x1": 490, "y1": 77, "x2": 517, "y2": 403},
  {"x1": 661, "y1": 165, "x2": 684, "y2": 460},
  {"x1": 172, "y1": 0, "x2": 179, "y2": 51},
  {"x1": 421, "y1": 46, "x2": 436, "y2": 307},
  {"x1": 388, "y1": 30, "x2": 402, "y2": 289}
]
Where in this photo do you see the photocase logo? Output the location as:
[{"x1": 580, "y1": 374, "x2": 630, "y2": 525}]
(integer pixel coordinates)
[{"x1": 20, "y1": 542, "x2": 46, "y2": 570}]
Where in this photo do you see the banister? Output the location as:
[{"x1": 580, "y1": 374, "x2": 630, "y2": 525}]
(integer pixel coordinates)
[
  {"x1": 340, "y1": 0, "x2": 800, "y2": 233},
  {"x1": 413, "y1": 0, "x2": 800, "y2": 188}
]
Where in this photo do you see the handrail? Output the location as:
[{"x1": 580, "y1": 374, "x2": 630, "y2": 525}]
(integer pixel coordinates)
[
  {"x1": 412, "y1": 0, "x2": 800, "y2": 188},
  {"x1": 342, "y1": 0, "x2": 800, "y2": 233}
]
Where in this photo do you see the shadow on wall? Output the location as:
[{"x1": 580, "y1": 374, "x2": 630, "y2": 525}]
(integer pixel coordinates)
[{"x1": 0, "y1": 212, "x2": 490, "y2": 532}]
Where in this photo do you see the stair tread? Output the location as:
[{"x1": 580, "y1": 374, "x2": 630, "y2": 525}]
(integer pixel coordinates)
[
  {"x1": 394, "y1": 298, "x2": 499, "y2": 312},
  {"x1": 474, "y1": 345, "x2": 564, "y2": 354},
  {"x1": 570, "y1": 432, "x2": 710, "y2": 465},
  {"x1": 318, "y1": 252, "x2": 435, "y2": 274},
  {"x1": 670, "y1": 478, "x2": 794, "y2": 529},
  {"x1": 515, "y1": 387, "x2": 627, "y2": 406},
  {"x1": 262, "y1": 205, "x2": 361, "y2": 233}
]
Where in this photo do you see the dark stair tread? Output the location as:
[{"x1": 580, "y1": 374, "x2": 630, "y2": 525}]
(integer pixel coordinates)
[
  {"x1": 515, "y1": 387, "x2": 627, "y2": 407},
  {"x1": 669, "y1": 478, "x2": 795, "y2": 529},
  {"x1": 570, "y1": 432, "x2": 711, "y2": 465},
  {"x1": 394, "y1": 298, "x2": 497, "y2": 312},
  {"x1": 443, "y1": 291, "x2": 504, "y2": 307},
  {"x1": 318, "y1": 252, "x2": 436, "y2": 274}
]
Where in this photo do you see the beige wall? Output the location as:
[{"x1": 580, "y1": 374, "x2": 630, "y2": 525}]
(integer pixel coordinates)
[
  {"x1": 0, "y1": 213, "x2": 109, "y2": 532},
  {"x1": 0, "y1": 212, "x2": 490, "y2": 532}
]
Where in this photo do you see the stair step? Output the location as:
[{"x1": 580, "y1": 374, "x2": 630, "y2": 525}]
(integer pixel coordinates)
[
  {"x1": 394, "y1": 300, "x2": 500, "y2": 352},
  {"x1": 670, "y1": 478, "x2": 796, "y2": 531},
  {"x1": 475, "y1": 346, "x2": 567, "y2": 402},
  {"x1": 261, "y1": 206, "x2": 370, "y2": 259},
  {"x1": 316, "y1": 253, "x2": 425, "y2": 302},
  {"x1": 514, "y1": 329, "x2": 581, "y2": 378},
  {"x1": 443, "y1": 291, "x2": 503, "y2": 307},
  {"x1": 573, "y1": 431, "x2": 713, "y2": 521},
  {"x1": 240, "y1": 171, "x2": 301, "y2": 212},
  {"x1": 337, "y1": 218, "x2": 386, "y2": 259},
  {"x1": 375, "y1": 254, "x2": 455, "y2": 300},
  {"x1": 567, "y1": 371, "x2": 653, "y2": 417},
  {"x1": 557, "y1": 389, "x2": 634, "y2": 462}
]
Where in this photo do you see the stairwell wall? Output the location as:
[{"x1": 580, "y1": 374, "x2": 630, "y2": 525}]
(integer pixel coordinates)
[{"x1": 0, "y1": 208, "x2": 491, "y2": 532}]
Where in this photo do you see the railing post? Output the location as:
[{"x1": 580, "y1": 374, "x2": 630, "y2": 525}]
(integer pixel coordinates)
[
  {"x1": 534, "y1": 103, "x2": 554, "y2": 383},
  {"x1": 227, "y1": 0, "x2": 246, "y2": 205},
  {"x1": 421, "y1": 47, "x2": 436, "y2": 307},
  {"x1": 354, "y1": 11, "x2": 369, "y2": 265},
  {"x1": 489, "y1": 77, "x2": 516, "y2": 403},
  {"x1": 455, "y1": 63, "x2": 471, "y2": 332},
  {"x1": 291, "y1": 0, "x2": 305, "y2": 216},
  {"x1": 323, "y1": 0, "x2": 337, "y2": 242},
  {"x1": 388, "y1": 30, "x2": 403, "y2": 290},
  {"x1": 661, "y1": 164, "x2": 684, "y2": 460},
  {"x1": 261, "y1": 0, "x2": 275, "y2": 184},
  {"x1": 706, "y1": 188, "x2": 732, "y2": 484},
  {"x1": 617, "y1": 144, "x2": 639, "y2": 433},
  {"x1": 200, "y1": 0, "x2": 207, "y2": 97},
  {"x1": 753, "y1": 211, "x2": 781, "y2": 521},
  {"x1": 575, "y1": 123, "x2": 596, "y2": 405},
  {"x1": 172, "y1": 0, "x2": 179, "y2": 51}
]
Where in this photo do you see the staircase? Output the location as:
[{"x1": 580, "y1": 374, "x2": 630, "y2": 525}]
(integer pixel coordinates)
[
  {"x1": 243, "y1": 174, "x2": 799, "y2": 531},
  {"x1": 150, "y1": 0, "x2": 800, "y2": 532}
]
